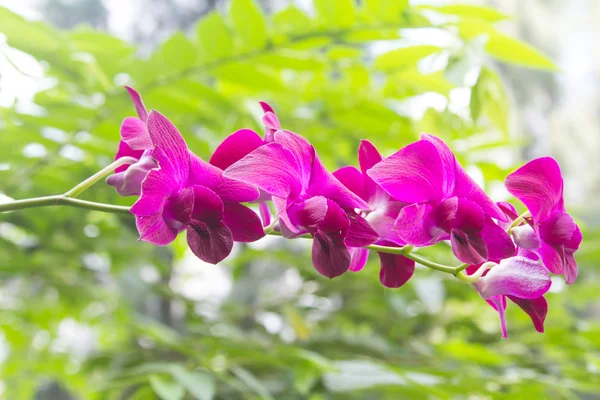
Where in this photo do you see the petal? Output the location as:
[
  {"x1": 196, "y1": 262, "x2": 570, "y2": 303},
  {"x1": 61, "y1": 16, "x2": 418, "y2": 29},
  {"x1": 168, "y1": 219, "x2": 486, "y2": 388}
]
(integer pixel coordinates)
[
  {"x1": 505, "y1": 157, "x2": 564, "y2": 222},
  {"x1": 274, "y1": 130, "x2": 314, "y2": 188},
  {"x1": 345, "y1": 212, "x2": 379, "y2": 247},
  {"x1": 186, "y1": 220, "x2": 233, "y2": 264},
  {"x1": 106, "y1": 156, "x2": 156, "y2": 197},
  {"x1": 136, "y1": 213, "x2": 177, "y2": 246},
  {"x1": 378, "y1": 252, "x2": 415, "y2": 288},
  {"x1": 538, "y1": 211, "x2": 577, "y2": 247},
  {"x1": 367, "y1": 140, "x2": 446, "y2": 203},
  {"x1": 121, "y1": 117, "x2": 151, "y2": 151},
  {"x1": 287, "y1": 196, "x2": 328, "y2": 232},
  {"x1": 564, "y1": 253, "x2": 578, "y2": 284},
  {"x1": 365, "y1": 201, "x2": 405, "y2": 244},
  {"x1": 259, "y1": 201, "x2": 271, "y2": 227},
  {"x1": 165, "y1": 186, "x2": 195, "y2": 224},
  {"x1": 358, "y1": 139, "x2": 383, "y2": 173},
  {"x1": 433, "y1": 197, "x2": 485, "y2": 233},
  {"x1": 310, "y1": 158, "x2": 370, "y2": 210},
  {"x1": 480, "y1": 218, "x2": 516, "y2": 260},
  {"x1": 451, "y1": 229, "x2": 488, "y2": 265},
  {"x1": 259, "y1": 102, "x2": 280, "y2": 141},
  {"x1": 131, "y1": 169, "x2": 176, "y2": 216},
  {"x1": 497, "y1": 201, "x2": 519, "y2": 220},
  {"x1": 190, "y1": 185, "x2": 224, "y2": 223},
  {"x1": 475, "y1": 256, "x2": 552, "y2": 299},
  {"x1": 224, "y1": 143, "x2": 302, "y2": 199},
  {"x1": 147, "y1": 111, "x2": 189, "y2": 185},
  {"x1": 394, "y1": 203, "x2": 442, "y2": 246},
  {"x1": 312, "y1": 231, "x2": 351, "y2": 278},
  {"x1": 507, "y1": 296, "x2": 548, "y2": 333},
  {"x1": 333, "y1": 165, "x2": 367, "y2": 201},
  {"x1": 209, "y1": 128, "x2": 264, "y2": 170},
  {"x1": 114, "y1": 140, "x2": 144, "y2": 173},
  {"x1": 488, "y1": 295, "x2": 508, "y2": 338},
  {"x1": 273, "y1": 196, "x2": 299, "y2": 236},
  {"x1": 453, "y1": 169, "x2": 506, "y2": 221},
  {"x1": 511, "y1": 224, "x2": 541, "y2": 249},
  {"x1": 319, "y1": 199, "x2": 350, "y2": 233},
  {"x1": 420, "y1": 134, "x2": 456, "y2": 196},
  {"x1": 125, "y1": 86, "x2": 148, "y2": 122},
  {"x1": 567, "y1": 223, "x2": 583, "y2": 252},
  {"x1": 223, "y1": 202, "x2": 265, "y2": 242},
  {"x1": 537, "y1": 242, "x2": 565, "y2": 275},
  {"x1": 349, "y1": 247, "x2": 369, "y2": 272}
]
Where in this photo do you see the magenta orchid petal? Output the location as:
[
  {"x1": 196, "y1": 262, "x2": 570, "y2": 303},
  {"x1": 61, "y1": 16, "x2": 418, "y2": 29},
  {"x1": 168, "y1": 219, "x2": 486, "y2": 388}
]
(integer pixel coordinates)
[
  {"x1": 222, "y1": 202, "x2": 265, "y2": 242},
  {"x1": 310, "y1": 158, "x2": 370, "y2": 210},
  {"x1": 259, "y1": 202, "x2": 271, "y2": 227},
  {"x1": 453, "y1": 167, "x2": 506, "y2": 221},
  {"x1": 136, "y1": 213, "x2": 177, "y2": 246},
  {"x1": 312, "y1": 230, "x2": 351, "y2": 279},
  {"x1": 114, "y1": 141, "x2": 144, "y2": 173},
  {"x1": 146, "y1": 111, "x2": 190, "y2": 185},
  {"x1": 273, "y1": 196, "x2": 299, "y2": 236},
  {"x1": 497, "y1": 201, "x2": 519, "y2": 221},
  {"x1": 125, "y1": 86, "x2": 148, "y2": 122},
  {"x1": 507, "y1": 295, "x2": 548, "y2": 333},
  {"x1": 394, "y1": 203, "x2": 441, "y2": 246},
  {"x1": 505, "y1": 157, "x2": 564, "y2": 222},
  {"x1": 419, "y1": 134, "x2": 456, "y2": 196},
  {"x1": 333, "y1": 166, "x2": 367, "y2": 201},
  {"x1": 565, "y1": 253, "x2": 578, "y2": 284},
  {"x1": 165, "y1": 186, "x2": 195, "y2": 225},
  {"x1": 368, "y1": 140, "x2": 446, "y2": 203},
  {"x1": 378, "y1": 252, "x2": 415, "y2": 288},
  {"x1": 480, "y1": 219, "x2": 516, "y2": 260},
  {"x1": 287, "y1": 196, "x2": 328, "y2": 231},
  {"x1": 259, "y1": 101, "x2": 275, "y2": 115},
  {"x1": 537, "y1": 242, "x2": 565, "y2": 275},
  {"x1": 366, "y1": 203, "x2": 405, "y2": 244},
  {"x1": 511, "y1": 224, "x2": 542, "y2": 249},
  {"x1": 358, "y1": 140, "x2": 383, "y2": 173},
  {"x1": 224, "y1": 143, "x2": 302, "y2": 199},
  {"x1": 475, "y1": 256, "x2": 552, "y2": 300},
  {"x1": 187, "y1": 220, "x2": 233, "y2": 264},
  {"x1": 488, "y1": 295, "x2": 508, "y2": 338},
  {"x1": 538, "y1": 211, "x2": 577, "y2": 247},
  {"x1": 259, "y1": 101, "x2": 280, "y2": 141},
  {"x1": 209, "y1": 128, "x2": 264, "y2": 170},
  {"x1": 121, "y1": 117, "x2": 151, "y2": 151},
  {"x1": 433, "y1": 197, "x2": 485, "y2": 232},
  {"x1": 451, "y1": 229, "x2": 488, "y2": 265},
  {"x1": 190, "y1": 185, "x2": 224, "y2": 222},
  {"x1": 349, "y1": 247, "x2": 369, "y2": 272},
  {"x1": 130, "y1": 169, "x2": 177, "y2": 216},
  {"x1": 107, "y1": 156, "x2": 157, "y2": 196},
  {"x1": 274, "y1": 130, "x2": 314, "y2": 188},
  {"x1": 345, "y1": 212, "x2": 379, "y2": 247}
]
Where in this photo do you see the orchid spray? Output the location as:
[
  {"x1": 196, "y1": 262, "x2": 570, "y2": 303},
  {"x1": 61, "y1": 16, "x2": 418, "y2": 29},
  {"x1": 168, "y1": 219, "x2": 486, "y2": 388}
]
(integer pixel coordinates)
[{"x1": 0, "y1": 87, "x2": 582, "y2": 337}]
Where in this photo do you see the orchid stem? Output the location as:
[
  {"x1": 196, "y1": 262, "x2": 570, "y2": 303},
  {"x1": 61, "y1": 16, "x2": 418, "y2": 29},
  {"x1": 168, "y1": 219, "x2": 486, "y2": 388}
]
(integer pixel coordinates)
[
  {"x1": 0, "y1": 195, "x2": 132, "y2": 215},
  {"x1": 262, "y1": 217, "x2": 280, "y2": 235},
  {"x1": 455, "y1": 262, "x2": 496, "y2": 283},
  {"x1": 64, "y1": 157, "x2": 138, "y2": 198},
  {"x1": 507, "y1": 210, "x2": 531, "y2": 232}
]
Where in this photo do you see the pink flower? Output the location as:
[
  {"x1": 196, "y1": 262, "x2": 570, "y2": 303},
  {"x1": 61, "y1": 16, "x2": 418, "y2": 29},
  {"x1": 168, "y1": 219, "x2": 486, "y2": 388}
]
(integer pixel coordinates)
[
  {"x1": 131, "y1": 111, "x2": 264, "y2": 264},
  {"x1": 368, "y1": 134, "x2": 515, "y2": 265},
  {"x1": 505, "y1": 157, "x2": 582, "y2": 284},
  {"x1": 224, "y1": 130, "x2": 378, "y2": 278},
  {"x1": 334, "y1": 140, "x2": 415, "y2": 288}
]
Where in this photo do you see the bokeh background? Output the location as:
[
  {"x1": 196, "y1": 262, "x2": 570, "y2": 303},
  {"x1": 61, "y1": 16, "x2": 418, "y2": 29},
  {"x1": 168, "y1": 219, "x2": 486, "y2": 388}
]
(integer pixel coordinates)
[{"x1": 1, "y1": 0, "x2": 599, "y2": 399}]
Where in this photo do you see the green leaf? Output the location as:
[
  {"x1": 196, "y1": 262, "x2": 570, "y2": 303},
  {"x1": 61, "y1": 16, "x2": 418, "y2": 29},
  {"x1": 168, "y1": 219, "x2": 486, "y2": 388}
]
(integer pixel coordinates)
[
  {"x1": 196, "y1": 11, "x2": 234, "y2": 61},
  {"x1": 272, "y1": 5, "x2": 313, "y2": 36},
  {"x1": 422, "y1": 4, "x2": 509, "y2": 22},
  {"x1": 230, "y1": 0, "x2": 267, "y2": 51},
  {"x1": 314, "y1": 0, "x2": 356, "y2": 28},
  {"x1": 0, "y1": 7, "x2": 63, "y2": 56},
  {"x1": 458, "y1": 20, "x2": 557, "y2": 71},
  {"x1": 362, "y1": 0, "x2": 409, "y2": 23},
  {"x1": 170, "y1": 366, "x2": 215, "y2": 400},
  {"x1": 375, "y1": 45, "x2": 441, "y2": 71},
  {"x1": 471, "y1": 67, "x2": 509, "y2": 135},
  {"x1": 323, "y1": 360, "x2": 405, "y2": 392},
  {"x1": 230, "y1": 366, "x2": 274, "y2": 400},
  {"x1": 153, "y1": 32, "x2": 197, "y2": 74},
  {"x1": 149, "y1": 375, "x2": 185, "y2": 400}
]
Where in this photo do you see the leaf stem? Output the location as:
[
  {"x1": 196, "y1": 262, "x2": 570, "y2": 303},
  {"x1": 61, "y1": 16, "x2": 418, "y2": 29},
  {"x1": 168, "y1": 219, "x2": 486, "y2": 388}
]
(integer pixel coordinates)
[{"x1": 64, "y1": 157, "x2": 138, "y2": 198}]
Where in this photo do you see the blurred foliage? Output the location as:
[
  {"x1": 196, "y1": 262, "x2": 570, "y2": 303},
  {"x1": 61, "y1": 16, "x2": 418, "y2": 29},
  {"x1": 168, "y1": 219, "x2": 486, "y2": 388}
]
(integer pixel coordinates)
[{"x1": 0, "y1": 1, "x2": 598, "y2": 399}]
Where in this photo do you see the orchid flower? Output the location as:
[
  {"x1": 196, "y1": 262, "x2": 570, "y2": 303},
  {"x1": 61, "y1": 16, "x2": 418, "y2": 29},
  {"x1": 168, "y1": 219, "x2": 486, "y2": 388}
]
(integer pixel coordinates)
[
  {"x1": 131, "y1": 111, "x2": 264, "y2": 264},
  {"x1": 334, "y1": 140, "x2": 415, "y2": 288},
  {"x1": 505, "y1": 157, "x2": 582, "y2": 284},
  {"x1": 225, "y1": 130, "x2": 378, "y2": 278},
  {"x1": 208, "y1": 101, "x2": 281, "y2": 226},
  {"x1": 368, "y1": 134, "x2": 515, "y2": 265},
  {"x1": 107, "y1": 86, "x2": 156, "y2": 196}
]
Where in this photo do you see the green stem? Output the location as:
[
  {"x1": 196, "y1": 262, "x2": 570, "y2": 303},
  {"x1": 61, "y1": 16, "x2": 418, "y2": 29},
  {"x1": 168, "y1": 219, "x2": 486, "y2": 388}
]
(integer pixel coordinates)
[
  {"x1": 0, "y1": 195, "x2": 131, "y2": 215},
  {"x1": 64, "y1": 157, "x2": 138, "y2": 198},
  {"x1": 455, "y1": 262, "x2": 496, "y2": 283},
  {"x1": 262, "y1": 217, "x2": 280, "y2": 235}
]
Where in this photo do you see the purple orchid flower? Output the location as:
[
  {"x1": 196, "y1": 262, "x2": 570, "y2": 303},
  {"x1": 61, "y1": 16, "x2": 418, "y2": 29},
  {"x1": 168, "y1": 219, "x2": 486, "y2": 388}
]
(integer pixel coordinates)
[
  {"x1": 224, "y1": 130, "x2": 378, "y2": 278},
  {"x1": 368, "y1": 134, "x2": 515, "y2": 266},
  {"x1": 505, "y1": 157, "x2": 582, "y2": 284},
  {"x1": 130, "y1": 110, "x2": 264, "y2": 264},
  {"x1": 333, "y1": 140, "x2": 415, "y2": 288},
  {"x1": 107, "y1": 86, "x2": 156, "y2": 196},
  {"x1": 208, "y1": 101, "x2": 280, "y2": 226}
]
